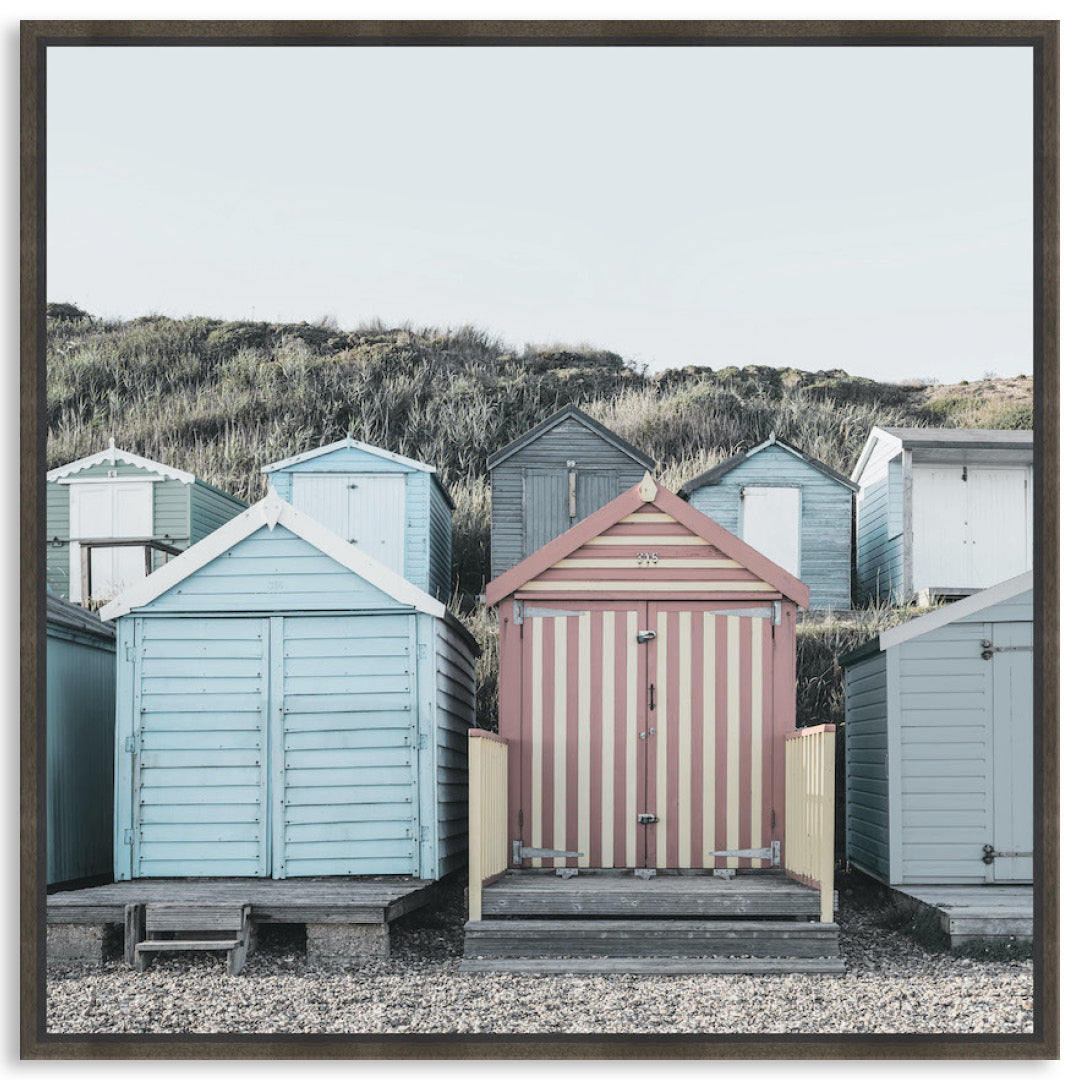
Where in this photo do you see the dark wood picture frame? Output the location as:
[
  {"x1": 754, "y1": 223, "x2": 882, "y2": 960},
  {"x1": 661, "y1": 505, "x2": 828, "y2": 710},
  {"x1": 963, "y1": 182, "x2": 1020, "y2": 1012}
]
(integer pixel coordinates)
[{"x1": 20, "y1": 18, "x2": 1059, "y2": 1060}]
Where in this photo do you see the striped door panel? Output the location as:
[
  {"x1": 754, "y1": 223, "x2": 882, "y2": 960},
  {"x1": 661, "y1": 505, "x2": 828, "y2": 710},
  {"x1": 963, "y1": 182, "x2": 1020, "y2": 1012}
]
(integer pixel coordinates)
[
  {"x1": 517, "y1": 606, "x2": 773, "y2": 870},
  {"x1": 278, "y1": 615, "x2": 419, "y2": 877},
  {"x1": 520, "y1": 606, "x2": 647, "y2": 869},
  {"x1": 134, "y1": 618, "x2": 269, "y2": 877},
  {"x1": 648, "y1": 609, "x2": 774, "y2": 870}
]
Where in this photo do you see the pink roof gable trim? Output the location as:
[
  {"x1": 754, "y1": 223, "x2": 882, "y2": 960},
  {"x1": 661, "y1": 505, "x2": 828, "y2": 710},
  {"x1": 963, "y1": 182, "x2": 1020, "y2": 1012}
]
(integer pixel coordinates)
[{"x1": 485, "y1": 475, "x2": 810, "y2": 609}]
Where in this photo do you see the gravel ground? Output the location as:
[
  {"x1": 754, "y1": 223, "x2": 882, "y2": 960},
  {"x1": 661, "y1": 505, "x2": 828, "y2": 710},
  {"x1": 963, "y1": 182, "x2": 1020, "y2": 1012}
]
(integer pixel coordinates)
[{"x1": 45, "y1": 876, "x2": 1034, "y2": 1036}]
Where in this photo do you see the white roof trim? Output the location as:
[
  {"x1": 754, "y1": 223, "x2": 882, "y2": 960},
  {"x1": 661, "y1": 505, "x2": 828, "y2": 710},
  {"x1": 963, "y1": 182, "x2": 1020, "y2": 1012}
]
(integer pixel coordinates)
[
  {"x1": 877, "y1": 571, "x2": 1033, "y2": 650},
  {"x1": 850, "y1": 427, "x2": 901, "y2": 485},
  {"x1": 100, "y1": 490, "x2": 447, "y2": 621},
  {"x1": 47, "y1": 441, "x2": 196, "y2": 485},
  {"x1": 261, "y1": 436, "x2": 435, "y2": 475}
]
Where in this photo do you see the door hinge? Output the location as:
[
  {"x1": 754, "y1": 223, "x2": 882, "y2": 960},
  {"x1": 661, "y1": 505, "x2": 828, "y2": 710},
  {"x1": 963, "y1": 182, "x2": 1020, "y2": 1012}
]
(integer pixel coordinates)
[
  {"x1": 418, "y1": 731, "x2": 428, "y2": 749},
  {"x1": 123, "y1": 736, "x2": 136, "y2": 753},
  {"x1": 513, "y1": 840, "x2": 584, "y2": 865},
  {"x1": 513, "y1": 600, "x2": 524, "y2": 625},
  {"x1": 125, "y1": 645, "x2": 135, "y2": 663},
  {"x1": 123, "y1": 829, "x2": 133, "y2": 845},
  {"x1": 709, "y1": 841, "x2": 781, "y2": 866},
  {"x1": 420, "y1": 826, "x2": 431, "y2": 845}
]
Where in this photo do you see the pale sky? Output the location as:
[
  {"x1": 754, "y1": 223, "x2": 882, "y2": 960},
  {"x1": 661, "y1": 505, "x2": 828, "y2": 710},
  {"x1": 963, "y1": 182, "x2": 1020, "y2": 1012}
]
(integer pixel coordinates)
[{"x1": 46, "y1": 45, "x2": 1033, "y2": 382}]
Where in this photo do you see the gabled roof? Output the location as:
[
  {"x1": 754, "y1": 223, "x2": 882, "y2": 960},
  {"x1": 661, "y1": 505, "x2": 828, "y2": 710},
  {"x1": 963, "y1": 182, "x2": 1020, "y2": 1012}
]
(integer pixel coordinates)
[
  {"x1": 485, "y1": 473, "x2": 809, "y2": 608},
  {"x1": 100, "y1": 491, "x2": 449, "y2": 622},
  {"x1": 46, "y1": 592, "x2": 116, "y2": 641},
  {"x1": 679, "y1": 432, "x2": 857, "y2": 495},
  {"x1": 839, "y1": 570, "x2": 1033, "y2": 666},
  {"x1": 262, "y1": 436, "x2": 435, "y2": 475},
  {"x1": 851, "y1": 425, "x2": 1034, "y2": 484},
  {"x1": 47, "y1": 439, "x2": 196, "y2": 484},
  {"x1": 486, "y1": 404, "x2": 655, "y2": 471}
]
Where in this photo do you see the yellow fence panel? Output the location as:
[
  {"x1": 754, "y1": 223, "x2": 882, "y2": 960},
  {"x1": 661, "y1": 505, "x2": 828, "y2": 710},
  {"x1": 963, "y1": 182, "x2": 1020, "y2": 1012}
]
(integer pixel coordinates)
[
  {"x1": 468, "y1": 728, "x2": 509, "y2": 922},
  {"x1": 784, "y1": 724, "x2": 836, "y2": 923}
]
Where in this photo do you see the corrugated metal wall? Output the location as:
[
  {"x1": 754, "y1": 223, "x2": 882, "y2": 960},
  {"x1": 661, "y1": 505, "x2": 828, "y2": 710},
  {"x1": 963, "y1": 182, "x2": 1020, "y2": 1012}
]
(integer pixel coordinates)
[{"x1": 47, "y1": 623, "x2": 115, "y2": 885}]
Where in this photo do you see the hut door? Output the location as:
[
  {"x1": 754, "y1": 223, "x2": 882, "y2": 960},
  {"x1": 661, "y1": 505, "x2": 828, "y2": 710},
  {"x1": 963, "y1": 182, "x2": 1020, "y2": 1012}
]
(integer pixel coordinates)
[
  {"x1": 517, "y1": 604, "x2": 649, "y2": 869},
  {"x1": 274, "y1": 614, "x2": 420, "y2": 878},
  {"x1": 989, "y1": 620, "x2": 1034, "y2": 883},
  {"x1": 126, "y1": 617, "x2": 271, "y2": 879},
  {"x1": 643, "y1": 607, "x2": 774, "y2": 870}
]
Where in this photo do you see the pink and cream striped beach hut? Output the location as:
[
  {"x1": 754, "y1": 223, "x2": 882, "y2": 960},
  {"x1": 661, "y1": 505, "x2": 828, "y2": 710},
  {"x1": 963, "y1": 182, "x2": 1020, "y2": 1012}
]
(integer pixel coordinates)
[{"x1": 484, "y1": 473, "x2": 810, "y2": 873}]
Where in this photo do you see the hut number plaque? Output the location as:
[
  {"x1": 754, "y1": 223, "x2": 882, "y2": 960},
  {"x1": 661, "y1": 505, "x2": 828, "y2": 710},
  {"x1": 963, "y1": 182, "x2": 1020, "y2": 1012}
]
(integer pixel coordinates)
[{"x1": 636, "y1": 551, "x2": 660, "y2": 565}]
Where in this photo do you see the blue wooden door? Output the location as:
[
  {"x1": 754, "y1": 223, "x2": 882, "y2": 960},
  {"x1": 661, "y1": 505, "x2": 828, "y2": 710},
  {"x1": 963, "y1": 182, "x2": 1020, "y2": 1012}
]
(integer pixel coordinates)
[
  {"x1": 275, "y1": 614, "x2": 421, "y2": 878},
  {"x1": 130, "y1": 617, "x2": 270, "y2": 877}
]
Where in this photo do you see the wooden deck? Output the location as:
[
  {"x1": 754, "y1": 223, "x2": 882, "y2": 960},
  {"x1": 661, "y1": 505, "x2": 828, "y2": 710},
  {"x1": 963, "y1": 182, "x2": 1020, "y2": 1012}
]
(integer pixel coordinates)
[
  {"x1": 893, "y1": 884, "x2": 1033, "y2": 947},
  {"x1": 47, "y1": 877, "x2": 436, "y2": 926}
]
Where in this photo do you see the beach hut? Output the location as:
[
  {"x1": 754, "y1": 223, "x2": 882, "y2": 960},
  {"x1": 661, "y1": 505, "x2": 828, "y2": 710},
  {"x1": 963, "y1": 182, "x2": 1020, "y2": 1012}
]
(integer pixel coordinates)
[
  {"x1": 487, "y1": 404, "x2": 654, "y2": 580},
  {"x1": 262, "y1": 437, "x2": 453, "y2": 601},
  {"x1": 100, "y1": 492, "x2": 476, "y2": 882},
  {"x1": 679, "y1": 433, "x2": 857, "y2": 610},
  {"x1": 851, "y1": 427, "x2": 1033, "y2": 604},
  {"x1": 484, "y1": 473, "x2": 809, "y2": 873},
  {"x1": 841, "y1": 572, "x2": 1033, "y2": 885},
  {"x1": 47, "y1": 592, "x2": 116, "y2": 887},
  {"x1": 47, "y1": 440, "x2": 247, "y2": 607}
]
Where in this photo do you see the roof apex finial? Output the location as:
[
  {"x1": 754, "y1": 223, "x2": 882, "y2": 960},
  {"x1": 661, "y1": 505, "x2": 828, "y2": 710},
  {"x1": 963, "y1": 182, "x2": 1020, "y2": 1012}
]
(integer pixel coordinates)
[
  {"x1": 768, "y1": 430, "x2": 776, "y2": 443},
  {"x1": 638, "y1": 472, "x2": 658, "y2": 503}
]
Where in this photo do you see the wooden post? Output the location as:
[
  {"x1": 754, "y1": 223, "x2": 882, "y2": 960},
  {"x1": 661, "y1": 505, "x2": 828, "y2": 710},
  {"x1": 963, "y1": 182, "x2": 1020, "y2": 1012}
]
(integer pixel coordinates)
[{"x1": 80, "y1": 543, "x2": 92, "y2": 608}]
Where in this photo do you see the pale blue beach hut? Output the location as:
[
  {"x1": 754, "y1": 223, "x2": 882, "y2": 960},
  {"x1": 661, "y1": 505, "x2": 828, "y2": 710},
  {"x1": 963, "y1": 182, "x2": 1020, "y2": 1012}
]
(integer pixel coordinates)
[
  {"x1": 101, "y1": 493, "x2": 476, "y2": 882},
  {"x1": 680, "y1": 433, "x2": 857, "y2": 610},
  {"x1": 262, "y1": 437, "x2": 454, "y2": 601}
]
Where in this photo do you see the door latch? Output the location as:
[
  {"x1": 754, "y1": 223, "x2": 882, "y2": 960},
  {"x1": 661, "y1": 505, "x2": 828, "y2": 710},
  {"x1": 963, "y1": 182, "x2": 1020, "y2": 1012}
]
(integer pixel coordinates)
[
  {"x1": 982, "y1": 844, "x2": 1032, "y2": 864},
  {"x1": 637, "y1": 630, "x2": 656, "y2": 643},
  {"x1": 637, "y1": 813, "x2": 659, "y2": 825},
  {"x1": 648, "y1": 684, "x2": 656, "y2": 710}
]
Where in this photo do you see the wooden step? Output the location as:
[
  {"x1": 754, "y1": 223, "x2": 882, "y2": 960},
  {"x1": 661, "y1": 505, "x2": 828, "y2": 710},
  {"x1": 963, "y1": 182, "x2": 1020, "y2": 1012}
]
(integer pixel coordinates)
[
  {"x1": 459, "y1": 956, "x2": 847, "y2": 975},
  {"x1": 128, "y1": 902, "x2": 252, "y2": 975},
  {"x1": 463, "y1": 919, "x2": 841, "y2": 960},
  {"x1": 134, "y1": 939, "x2": 244, "y2": 953},
  {"x1": 481, "y1": 874, "x2": 830, "y2": 919}
]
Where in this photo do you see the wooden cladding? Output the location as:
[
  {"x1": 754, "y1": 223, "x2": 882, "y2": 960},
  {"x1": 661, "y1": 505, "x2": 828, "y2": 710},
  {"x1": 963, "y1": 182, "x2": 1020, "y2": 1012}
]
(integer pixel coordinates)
[
  {"x1": 468, "y1": 730, "x2": 509, "y2": 921},
  {"x1": 784, "y1": 725, "x2": 837, "y2": 922},
  {"x1": 513, "y1": 605, "x2": 776, "y2": 871}
]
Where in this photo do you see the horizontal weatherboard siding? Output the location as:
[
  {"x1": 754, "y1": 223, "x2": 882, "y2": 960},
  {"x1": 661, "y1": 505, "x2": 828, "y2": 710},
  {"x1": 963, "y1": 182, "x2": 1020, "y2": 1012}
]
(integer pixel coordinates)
[{"x1": 686, "y1": 443, "x2": 852, "y2": 610}]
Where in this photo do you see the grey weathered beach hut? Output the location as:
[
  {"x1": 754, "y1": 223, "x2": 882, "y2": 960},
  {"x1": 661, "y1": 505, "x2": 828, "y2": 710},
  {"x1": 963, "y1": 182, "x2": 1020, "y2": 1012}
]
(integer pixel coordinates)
[
  {"x1": 680, "y1": 433, "x2": 857, "y2": 610},
  {"x1": 487, "y1": 404, "x2": 654, "y2": 580},
  {"x1": 100, "y1": 493, "x2": 476, "y2": 882},
  {"x1": 262, "y1": 436, "x2": 454, "y2": 601},
  {"x1": 851, "y1": 427, "x2": 1033, "y2": 604},
  {"x1": 841, "y1": 572, "x2": 1033, "y2": 885},
  {"x1": 47, "y1": 441, "x2": 247, "y2": 607},
  {"x1": 47, "y1": 592, "x2": 116, "y2": 887}
]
